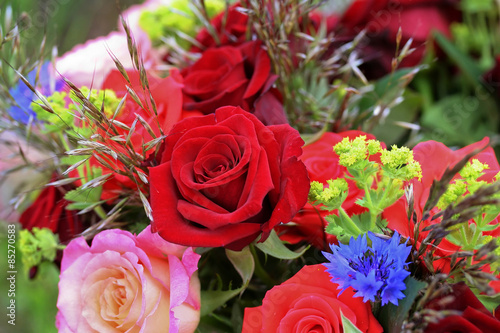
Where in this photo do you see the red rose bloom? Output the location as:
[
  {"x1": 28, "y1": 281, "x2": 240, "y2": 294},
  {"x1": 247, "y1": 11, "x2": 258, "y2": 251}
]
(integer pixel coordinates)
[
  {"x1": 19, "y1": 183, "x2": 85, "y2": 243},
  {"x1": 424, "y1": 282, "x2": 500, "y2": 333},
  {"x1": 242, "y1": 265, "x2": 383, "y2": 332},
  {"x1": 277, "y1": 131, "x2": 382, "y2": 250},
  {"x1": 337, "y1": 0, "x2": 460, "y2": 77},
  {"x1": 182, "y1": 40, "x2": 287, "y2": 125},
  {"x1": 149, "y1": 106, "x2": 309, "y2": 250}
]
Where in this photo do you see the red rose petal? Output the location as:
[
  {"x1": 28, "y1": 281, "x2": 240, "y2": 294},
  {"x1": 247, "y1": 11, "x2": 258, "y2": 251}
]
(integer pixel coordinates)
[
  {"x1": 241, "y1": 43, "x2": 271, "y2": 99},
  {"x1": 150, "y1": 161, "x2": 262, "y2": 248}
]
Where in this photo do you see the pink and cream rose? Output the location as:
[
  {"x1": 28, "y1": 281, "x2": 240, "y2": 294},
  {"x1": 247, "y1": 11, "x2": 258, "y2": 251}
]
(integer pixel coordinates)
[
  {"x1": 56, "y1": 31, "x2": 157, "y2": 88},
  {"x1": 56, "y1": 226, "x2": 201, "y2": 332}
]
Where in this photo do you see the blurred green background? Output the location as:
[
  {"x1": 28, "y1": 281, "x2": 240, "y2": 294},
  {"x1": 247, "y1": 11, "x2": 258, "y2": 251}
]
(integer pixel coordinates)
[
  {"x1": 0, "y1": 1, "x2": 142, "y2": 332},
  {"x1": 9, "y1": 0, "x2": 143, "y2": 53}
]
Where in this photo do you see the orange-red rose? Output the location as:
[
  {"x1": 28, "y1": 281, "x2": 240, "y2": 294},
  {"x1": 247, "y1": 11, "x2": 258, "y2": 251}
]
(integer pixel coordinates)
[{"x1": 242, "y1": 265, "x2": 383, "y2": 332}]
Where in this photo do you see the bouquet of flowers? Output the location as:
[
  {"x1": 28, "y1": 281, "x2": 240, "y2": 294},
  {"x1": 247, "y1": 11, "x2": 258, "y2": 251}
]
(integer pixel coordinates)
[{"x1": 1, "y1": 0, "x2": 500, "y2": 332}]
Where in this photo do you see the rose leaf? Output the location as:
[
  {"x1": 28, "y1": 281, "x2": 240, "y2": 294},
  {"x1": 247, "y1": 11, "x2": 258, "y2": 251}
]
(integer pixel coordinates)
[{"x1": 254, "y1": 229, "x2": 309, "y2": 260}]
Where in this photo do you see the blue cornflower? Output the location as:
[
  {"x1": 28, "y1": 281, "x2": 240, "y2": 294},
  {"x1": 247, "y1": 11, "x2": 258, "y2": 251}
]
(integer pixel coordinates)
[
  {"x1": 8, "y1": 62, "x2": 64, "y2": 124},
  {"x1": 322, "y1": 231, "x2": 411, "y2": 305}
]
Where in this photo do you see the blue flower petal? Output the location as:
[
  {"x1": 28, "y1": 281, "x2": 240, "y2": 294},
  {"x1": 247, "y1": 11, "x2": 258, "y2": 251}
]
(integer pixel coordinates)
[
  {"x1": 322, "y1": 231, "x2": 411, "y2": 305},
  {"x1": 8, "y1": 62, "x2": 63, "y2": 124}
]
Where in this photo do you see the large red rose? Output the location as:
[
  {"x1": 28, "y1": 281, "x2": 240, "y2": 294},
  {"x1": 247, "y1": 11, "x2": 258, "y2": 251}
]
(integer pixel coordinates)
[
  {"x1": 149, "y1": 106, "x2": 309, "y2": 250},
  {"x1": 424, "y1": 282, "x2": 500, "y2": 332},
  {"x1": 242, "y1": 265, "x2": 383, "y2": 332},
  {"x1": 19, "y1": 182, "x2": 86, "y2": 243},
  {"x1": 276, "y1": 131, "x2": 381, "y2": 250},
  {"x1": 337, "y1": 0, "x2": 460, "y2": 78},
  {"x1": 181, "y1": 40, "x2": 287, "y2": 125}
]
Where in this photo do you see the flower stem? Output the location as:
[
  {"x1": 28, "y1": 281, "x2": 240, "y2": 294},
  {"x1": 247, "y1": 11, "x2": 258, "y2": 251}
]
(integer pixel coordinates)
[
  {"x1": 338, "y1": 207, "x2": 363, "y2": 235},
  {"x1": 249, "y1": 245, "x2": 276, "y2": 287},
  {"x1": 94, "y1": 205, "x2": 107, "y2": 220}
]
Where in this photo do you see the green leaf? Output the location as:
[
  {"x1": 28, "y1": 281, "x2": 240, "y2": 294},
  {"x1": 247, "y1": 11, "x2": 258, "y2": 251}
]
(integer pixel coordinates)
[
  {"x1": 420, "y1": 94, "x2": 498, "y2": 147},
  {"x1": 225, "y1": 246, "x2": 255, "y2": 287},
  {"x1": 461, "y1": 0, "x2": 494, "y2": 13},
  {"x1": 231, "y1": 302, "x2": 244, "y2": 333},
  {"x1": 476, "y1": 294, "x2": 500, "y2": 312},
  {"x1": 64, "y1": 186, "x2": 102, "y2": 204},
  {"x1": 370, "y1": 90, "x2": 422, "y2": 144},
  {"x1": 254, "y1": 229, "x2": 309, "y2": 260},
  {"x1": 433, "y1": 32, "x2": 483, "y2": 84},
  {"x1": 356, "y1": 67, "x2": 418, "y2": 118},
  {"x1": 325, "y1": 212, "x2": 372, "y2": 242},
  {"x1": 66, "y1": 200, "x2": 106, "y2": 212},
  {"x1": 341, "y1": 311, "x2": 363, "y2": 333},
  {"x1": 373, "y1": 68, "x2": 416, "y2": 100},
  {"x1": 200, "y1": 285, "x2": 245, "y2": 317},
  {"x1": 60, "y1": 155, "x2": 88, "y2": 166},
  {"x1": 196, "y1": 315, "x2": 233, "y2": 333},
  {"x1": 378, "y1": 277, "x2": 427, "y2": 333}
]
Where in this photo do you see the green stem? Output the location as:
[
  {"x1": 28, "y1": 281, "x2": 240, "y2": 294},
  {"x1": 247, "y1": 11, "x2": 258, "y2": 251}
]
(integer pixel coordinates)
[
  {"x1": 58, "y1": 132, "x2": 89, "y2": 182},
  {"x1": 58, "y1": 132, "x2": 71, "y2": 152},
  {"x1": 470, "y1": 226, "x2": 482, "y2": 251},
  {"x1": 459, "y1": 225, "x2": 469, "y2": 249},
  {"x1": 94, "y1": 205, "x2": 107, "y2": 220},
  {"x1": 249, "y1": 245, "x2": 275, "y2": 287},
  {"x1": 338, "y1": 207, "x2": 363, "y2": 235},
  {"x1": 363, "y1": 184, "x2": 377, "y2": 227}
]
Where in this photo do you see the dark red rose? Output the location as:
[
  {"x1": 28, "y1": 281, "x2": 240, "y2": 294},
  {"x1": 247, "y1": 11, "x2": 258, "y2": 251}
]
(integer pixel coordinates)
[
  {"x1": 276, "y1": 131, "x2": 382, "y2": 250},
  {"x1": 337, "y1": 0, "x2": 460, "y2": 78},
  {"x1": 181, "y1": 40, "x2": 287, "y2": 125},
  {"x1": 19, "y1": 183, "x2": 85, "y2": 243},
  {"x1": 424, "y1": 282, "x2": 500, "y2": 333},
  {"x1": 192, "y1": 2, "x2": 248, "y2": 52},
  {"x1": 242, "y1": 265, "x2": 383, "y2": 332},
  {"x1": 149, "y1": 106, "x2": 309, "y2": 250}
]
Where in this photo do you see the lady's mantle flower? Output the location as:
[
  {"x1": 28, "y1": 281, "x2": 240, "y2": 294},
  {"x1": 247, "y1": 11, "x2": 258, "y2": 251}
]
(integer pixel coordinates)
[{"x1": 322, "y1": 232, "x2": 411, "y2": 305}]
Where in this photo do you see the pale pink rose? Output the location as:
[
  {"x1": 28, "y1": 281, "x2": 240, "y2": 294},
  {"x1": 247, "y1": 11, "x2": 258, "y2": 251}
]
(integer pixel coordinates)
[
  {"x1": 55, "y1": 30, "x2": 157, "y2": 89},
  {"x1": 56, "y1": 226, "x2": 201, "y2": 333}
]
